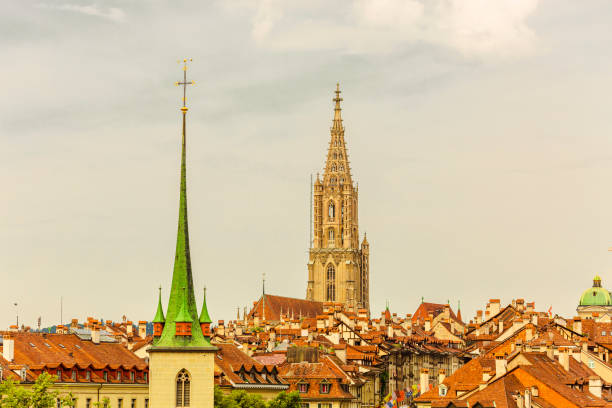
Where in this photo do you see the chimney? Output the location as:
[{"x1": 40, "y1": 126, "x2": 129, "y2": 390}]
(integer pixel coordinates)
[
  {"x1": 558, "y1": 347, "x2": 570, "y2": 372},
  {"x1": 419, "y1": 368, "x2": 429, "y2": 393},
  {"x1": 524, "y1": 388, "x2": 531, "y2": 408},
  {"x1": 71, "y1": 319, "x2": 78, "y2": 329},
  {"x1": 91, "y1": 325, "x2": 100, "y2": 344},
  {"x1": 424, "y1": 317, "x2": 431, "y2": 332},
  {"x1": 438, "y1": 369, "x2": 446, "y2": 385},
  {"x1": 217, "y1": 320, "x2": 225, "y2": 336},
  {"x1": 498, "y1": 319, "x2": 504, "y2": 333},
  {"x1": 126, "y1": 321, "x2": 133, "y2": 336},
  {"x1": 489, "y1": 299, "x2": 501, "y2": 316},
  {"x1": 482, "y1": 367, "x2": 492, "y2": 383},
  {"x1": 2, "y1": 334, "x2": 14, "y2": 361},
  {"x1": 495, "y1": 355, "x2": 507, "y2": 377},
  {"x1": 573, "y1": 317, "x2": 582, "y2": 335},
  {"x1": 476, "y1": 310, "x2": 483, "y2": 324},
  {"x1": 589, "y1": 376, "x2": 602, "y2": 399},
  {"x1": 545, "y1": 342, "x2": 554, "y2": 360},
  {"x1": 138, "y1": 321, "x2": 147, "y2": 338}
]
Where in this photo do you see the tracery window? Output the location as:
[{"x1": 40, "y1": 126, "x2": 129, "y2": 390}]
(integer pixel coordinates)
[
  {"x1": 326, "y1": 264, "x2": 336, "y2": 301},
  {"x1": 176, "y1": 369, "x2": 191, "y2": 407}
]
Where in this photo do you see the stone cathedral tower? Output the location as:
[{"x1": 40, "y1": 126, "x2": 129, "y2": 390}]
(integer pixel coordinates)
[{"x1": 306, "y1": 84, "x2": 370, "y2": 312}]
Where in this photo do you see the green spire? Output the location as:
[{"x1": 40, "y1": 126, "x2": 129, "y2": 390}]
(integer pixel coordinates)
[
  {"x1": 153, "y1": 286, "x2": 165, "y2": 323},
  {"x1": 151, "y1": 60, "x2": 213, "y2": 350},
  {"x1": 200, "y1": 286, "x2": 212, "y2": 324},
  {"x1": 175, "y1": 287, "x2": 194, "y2": 323}
]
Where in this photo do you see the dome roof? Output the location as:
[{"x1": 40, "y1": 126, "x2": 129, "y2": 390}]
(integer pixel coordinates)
[{"x1": 579, "y1": 276, "x2": 612, "y2": 306}]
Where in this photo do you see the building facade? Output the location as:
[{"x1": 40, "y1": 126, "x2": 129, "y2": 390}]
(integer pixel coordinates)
[{"x1": 307, "y1": 85, "x2": 370, "y2": 313}]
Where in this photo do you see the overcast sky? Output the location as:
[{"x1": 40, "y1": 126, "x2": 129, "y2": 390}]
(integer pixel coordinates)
[{"x1": 2, "y1": 0, "x2": 612, "y2": 329}]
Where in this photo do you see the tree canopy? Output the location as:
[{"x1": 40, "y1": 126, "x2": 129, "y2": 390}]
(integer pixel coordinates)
[
  {"x1": 0, "y1": 372, "x2": 74, "y2": 408},
  {"x1": 214, "y1": 387, "x2": 301, "y2": 408}
]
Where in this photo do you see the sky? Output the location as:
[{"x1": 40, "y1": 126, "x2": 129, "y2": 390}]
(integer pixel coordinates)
[{"x1": 2, "y1": 0, "x2": 612, "y2": 329}]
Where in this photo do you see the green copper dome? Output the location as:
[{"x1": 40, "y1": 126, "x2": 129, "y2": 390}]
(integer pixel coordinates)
[{"x1": 579, "y1": 276, "x2": 612, "y2": 306}]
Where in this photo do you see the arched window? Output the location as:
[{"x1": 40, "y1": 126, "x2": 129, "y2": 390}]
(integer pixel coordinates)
[
  {"x1": 328, "y1": 202, "x2": 335, "y2": 219},
  {"x1": 328, "y1": 228, "x2": 335, "y2": 245},
  {"x1": 339, "y1": 165, "x2": 344, "y2": 171},
  {"x1": 176, "y1": 369, "x2": 191, "y2": 407},
  {"x1": 333, "y1": 153, "x2": 338, "y2": 159},
  {"x1": 326, "y1": 264, "x2": 336, "y2": 301},
  {"x1": 331, "y1": 164, "x2": 337, "y2": 172}
]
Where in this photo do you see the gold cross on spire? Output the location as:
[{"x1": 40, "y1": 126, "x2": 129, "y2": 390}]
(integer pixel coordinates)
[{"x1": 175, "y1": 58, "x2": 195, "y2": 111}]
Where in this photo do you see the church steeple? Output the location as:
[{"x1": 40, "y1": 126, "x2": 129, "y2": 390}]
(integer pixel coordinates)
[
  {"x1": 307, "y1": 84, "x2": 370, "y2": 312},
  {"x1": 151, "y1": 59, "x2": 213, "y2": 349},
  {"x1": 323, "y1": 83, "x2": 353, "y2": 187}
]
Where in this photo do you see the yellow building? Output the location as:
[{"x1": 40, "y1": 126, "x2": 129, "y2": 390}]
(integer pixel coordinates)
[
  {"x1": 147, "y1": 60, "x2": 217, "y2": 408},
  {"x1": 307, "y1": 85, "x2": 370, "y2": 312}
]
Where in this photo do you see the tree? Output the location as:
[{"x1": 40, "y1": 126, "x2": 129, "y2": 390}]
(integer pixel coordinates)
[
  {"x1": 93, "y1": 397, "x2": 111, "y2": 408},
  {"x1": 214, "y1": 387, "x2": 301, "y2": 408},
  {"x1": 0, "y1": 372, "x2": 74, "y2": 408},
  {"x1": 267, "y1": 392, "x2": 301, "y2": 408}
]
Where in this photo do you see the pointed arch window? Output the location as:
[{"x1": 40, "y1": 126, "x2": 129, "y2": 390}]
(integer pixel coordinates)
[
  {"x1": 326, "y1": 264, "x2": 336, "y2": 301},
  {"x1": 328, "y1": 228, "x2": 335, "y2": 246},
  {"x1": 328, "y1": 202, "x2": 335, "y2": 219},
  {"x1": 339, "y1": 165, "x2": 344, "y2": 172},
  {"x1": 176, "y1": 369, "x2": 191, "y2": 407},
  {"x1": 331, "y1": 164, "x2": 337, "y2": 172}
]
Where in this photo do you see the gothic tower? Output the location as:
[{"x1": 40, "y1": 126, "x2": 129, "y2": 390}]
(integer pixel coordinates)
[
  {"x1": 306, "y1": 84, "x2": 370, "y2": 312},
  {"x1": 148, "y1": 59, "x2": 216, "y2": 408}
]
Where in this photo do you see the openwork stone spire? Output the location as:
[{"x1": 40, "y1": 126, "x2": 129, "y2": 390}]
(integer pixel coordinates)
[{"x1": 323, "y1": 83, "x2": 353, "y2": 187}]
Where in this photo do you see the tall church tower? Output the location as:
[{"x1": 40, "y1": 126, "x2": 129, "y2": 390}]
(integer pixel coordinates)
[
  {"x1": 306, "y1": 84, "x2": 370, "y2": 312},
  {"x1": 148, "y1": 59, "x2": 216, "y2": 408}
]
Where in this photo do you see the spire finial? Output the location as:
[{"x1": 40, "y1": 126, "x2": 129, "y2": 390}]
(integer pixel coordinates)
[
  {"x1": 262, "y1": 272, "x2": 266, "y2": 295},
  {"x1": 332, "y1": 83, "x2": 343, "y2": 128},
  {"x1": 175, "y1": 58, "x2": 194, "y2": 111}
]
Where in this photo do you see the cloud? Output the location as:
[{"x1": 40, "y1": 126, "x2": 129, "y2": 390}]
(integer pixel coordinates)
[
  {"x1": 246, "y1": 0, "x2": 539, "y2": 58},
  {"x1": 38, "y1": 3, "x2": 126, "y2": 22}
]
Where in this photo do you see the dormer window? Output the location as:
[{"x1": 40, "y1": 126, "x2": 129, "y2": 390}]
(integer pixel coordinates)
[
  {"x1": 71, "y1": 370, "x2": 77, "y2": 381},
  {"x1": 131, "y1": 371, "x2": 135, "y2": 382},
  {"x1": 117, "y1": 371, "x2": 122, "y2": 381},
  {"x1": 439, "y1": 384, "x2": 448, "y2": 397},
  {"x1": 320, "y1": 380, "x2": 331, "y2": 394},
  {"x1": 56, "y1": 370, "x2": 61, "y2": 381},
  {"x1": 103, "y1": 371, "x2": 108, "y2": 382},
  {"x1": 144, "y1": 372, "x2": 148, "y2": 383},
  {"x1": 86, "y1": 371, "x2": 91, "y2": 381},
  {"x1": 298, "y1": 382, "x2": 309, "y2": 393}
]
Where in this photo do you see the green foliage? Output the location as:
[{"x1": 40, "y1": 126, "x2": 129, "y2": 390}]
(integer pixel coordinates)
[
  {"x1": 93, "y1": 397, "x2": 111, "y2": 408},
  {"x1": 214, "y1": 386, "x2": 301, "y2": 408},
  {"x1": 266, "y1": 391, "x2": 301, "y2": 408},
  {"x1": 0, "y1": 372, "x2": 75, "y2": 408}
]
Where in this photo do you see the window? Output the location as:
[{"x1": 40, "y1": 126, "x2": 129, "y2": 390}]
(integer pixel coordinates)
[
  {"x1": 320, "y1": 381, "x2": 331, "y2": 394},
  {"x1": 131, "y1": 398, "x2": 136, "y2": 408},
  {"x1": 328, "y1": 202, "x2": 335, "y2": 219},
  {"x1": 118, "y1": 399, "x2": 123, "y2": 408},
  {"x1": 328, "y1": 228, "x2": 335, "y2": 246},
  {"x1": 439, "y1": 384, "x2": 448, "y2": 397},
  {"x1": 326, "y1": 264, "x2": 336, "y2": 302},
  {"x1": 103, "y1": 371, "x2": 108, "y2": 382},
  {"x1": 317, "y1": 403, "x2": 332, "y2": 408},
  {"x1": 145, "y1": 399, "x2": 149, "y2": 408},
  {"x1": 603, "y1": 331, "x2": 607, "y2": 336},
  {"x1": 301, "y1": 404, "x2": 309, "y2": 408},
  {"x1": 144, "y1": 372, "x2": 148, "y2": 383},
  {"x1": 86, "y1": 399, "x2": 91, "y2": 408},
  {"x1": 298, "y1": 382, "x2": 309, "y2": 393},
  {"x1": 588, "y1": 359, "x2": 595, "y2": 369},
  {"x1": 131, "y1": 371, "x2": 135, "y2": 382},
  {"x1": 117, "y1": 371, "x2": 122, "y2": 381},
  {"x1": 56, "y1": 399, "x2": 61, "y2": 408},
  {"x1": 86, "y1": 371, "x2": 91, "y2": 381},
  {"x1": 176, "y1": 369, "x2": 191, "y2": 407},
  {"x1": 57, "y1": 370, "x2": 62, "y2": 381},
  {"x1": 71, "y1": 370, "x2": 77, "y2": 381},
  {"x1": 331, "y1": 164, "x2": 336, "y2": 172}
]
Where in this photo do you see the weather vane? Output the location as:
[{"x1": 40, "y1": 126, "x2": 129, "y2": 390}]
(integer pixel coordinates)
[{"x1": 175, "y1": 58, "x2": 194, "y2": 109}]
